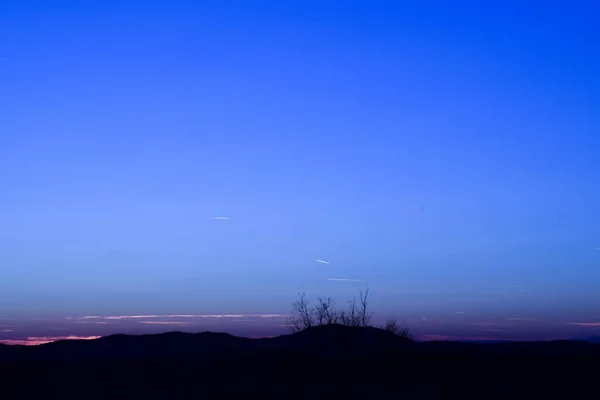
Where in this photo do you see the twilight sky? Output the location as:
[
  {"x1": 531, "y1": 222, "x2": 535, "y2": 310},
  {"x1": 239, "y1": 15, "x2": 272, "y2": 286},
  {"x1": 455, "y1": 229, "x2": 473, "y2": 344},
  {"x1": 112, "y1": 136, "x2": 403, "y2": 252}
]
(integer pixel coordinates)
[{"x1": 1, "y1": 0, "x2": 599, "y2": 343}]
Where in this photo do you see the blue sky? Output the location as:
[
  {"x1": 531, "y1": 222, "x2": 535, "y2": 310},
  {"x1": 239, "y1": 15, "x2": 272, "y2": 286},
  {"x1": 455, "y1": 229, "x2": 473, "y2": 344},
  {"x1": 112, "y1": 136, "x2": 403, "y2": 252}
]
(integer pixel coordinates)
[{"x1": 1, "y1": 0, "x2": 599, "y2": 341}]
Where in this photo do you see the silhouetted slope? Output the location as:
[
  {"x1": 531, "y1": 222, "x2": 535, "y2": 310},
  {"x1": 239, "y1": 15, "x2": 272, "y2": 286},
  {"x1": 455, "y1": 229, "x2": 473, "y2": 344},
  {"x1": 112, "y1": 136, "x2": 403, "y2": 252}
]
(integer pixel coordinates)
[
  {"x1": 2, "y1": 325, "x2": 600, "y2": 363},
  {"x1": 1, "y1": 326, "x2": 599, "y2": 399},
  {"x1": 0, "y1": 331, "x2": 252, "y2": 363},
  {"x1": 265, "y1": 324, "x2": 413, "y2": 355}
]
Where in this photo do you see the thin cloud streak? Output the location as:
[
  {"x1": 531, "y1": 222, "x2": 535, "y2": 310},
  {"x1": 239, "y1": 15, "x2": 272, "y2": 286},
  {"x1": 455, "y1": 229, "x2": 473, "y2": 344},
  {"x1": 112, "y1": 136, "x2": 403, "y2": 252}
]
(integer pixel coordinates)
[
  {"x1": 505, "y1": 317, "x2": 532, "y2": 321},
  {"x1": 0, "y1": 336, "x2": 101, "y2": 346},
  {"x1": 418, "y1": 334, "x2": 522, "y2": 342},
  {"x1": 567, "y1": 322, "x2": 600, "y2": 327},
  {"x1": 0, "y1": 340, "x2": 46, "y2": 346},
  {"x1": 327, "y1": 278, "x2": 363, "y2": 282},
  {"x1": 73, "y1": 314, "x2": 289, "y2": 321},
  {"x1": 315, "y1": 259, "x2": 330, "y2": 264},
  {"x1": 212, "y1": 216, "x2": 230, "y2": 220},
  {"x1": 74, "y1": 321, "x2": 110, "y2": 325},
  {"x1": 138, "y1": 321, "x2": 194, "y2": 325},
  {"x1": 470, "y1": 322, "x2": 512, "y2": 327}
]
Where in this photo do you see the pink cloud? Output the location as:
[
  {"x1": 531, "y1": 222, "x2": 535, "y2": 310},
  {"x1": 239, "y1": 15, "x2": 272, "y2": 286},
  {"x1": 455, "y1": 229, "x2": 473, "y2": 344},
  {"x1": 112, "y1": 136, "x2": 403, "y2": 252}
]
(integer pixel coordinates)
[
  {"x1": 0, "y1": 336, "x2": 101, "y2": 346},
  {"x1": 137, "y1": 321, "x2": 194, "y2": 325},
  {"x1": 0, "y1": 340, "x2": 41, "y2": 346}
]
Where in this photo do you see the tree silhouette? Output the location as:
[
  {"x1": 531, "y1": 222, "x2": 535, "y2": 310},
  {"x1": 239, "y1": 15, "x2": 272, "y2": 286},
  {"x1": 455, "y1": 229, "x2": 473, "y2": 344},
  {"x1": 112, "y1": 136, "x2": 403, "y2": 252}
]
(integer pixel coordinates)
[
  {"x1": 382, "y1": 319, "x2": 412, "y2": 339},
  {"x1": 287, "y1": 289, "x2": 411, "y2": 338},
  {"x1": 339, "y1": 289, "x2": 372, "y2": 327}
]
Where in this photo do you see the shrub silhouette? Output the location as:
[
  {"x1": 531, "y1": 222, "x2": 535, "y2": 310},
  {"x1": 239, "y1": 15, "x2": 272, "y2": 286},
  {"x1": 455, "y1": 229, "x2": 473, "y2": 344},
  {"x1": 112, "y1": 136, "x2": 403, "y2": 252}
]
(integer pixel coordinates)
[
  {"x1": 287, "y1": 289, "x2": 411, "y2": 339},
  {"x1": 382, "y1": 318, "x2": 413, "y2": 340}
]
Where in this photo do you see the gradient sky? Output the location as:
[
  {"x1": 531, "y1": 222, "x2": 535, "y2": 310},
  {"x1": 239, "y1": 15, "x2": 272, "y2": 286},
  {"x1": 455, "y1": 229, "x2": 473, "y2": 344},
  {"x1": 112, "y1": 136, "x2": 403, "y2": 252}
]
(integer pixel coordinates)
[{"x1": 1, "y1": 0, "x2": 599, "y2": 343}]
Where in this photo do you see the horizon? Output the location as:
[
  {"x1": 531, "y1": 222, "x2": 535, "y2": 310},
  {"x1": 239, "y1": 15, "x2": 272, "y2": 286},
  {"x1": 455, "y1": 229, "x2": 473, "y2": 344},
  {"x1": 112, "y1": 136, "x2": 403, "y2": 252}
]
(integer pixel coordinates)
[
  {"x1": 1, "y1": 1, "x2": 599, "y2": 345},
  {"x1": 2, "y1": 322, "x2": 600, "y2": 346},
  {"x1": 2, "y1": 304, "x2": 600, "y2": 345},
  {"x1": 1, "y1": 322, "x2": 600, "y2": 346}
]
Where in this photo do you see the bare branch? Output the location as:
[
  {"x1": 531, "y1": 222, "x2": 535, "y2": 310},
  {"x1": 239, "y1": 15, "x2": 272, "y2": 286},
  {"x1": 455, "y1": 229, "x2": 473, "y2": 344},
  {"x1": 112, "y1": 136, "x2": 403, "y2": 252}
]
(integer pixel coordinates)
[
  {"x1": 315, "y1": 296, "x2": 338, "y2": 325},
  {"x1": 287, "y1": 292, "x2": 315, "y2": 332},
  {"x1": 383, "y1": 318, "x2": 413, "y2": 340},
  {"x1": 340, "y1": 297, "x2": 361, "y2": 327},
  {"x1": 288, "y1": 288, "x2": 393, "y2": 334},
  {"x1": 358, "y1": 289, "x2": 373, "y2": 327}
]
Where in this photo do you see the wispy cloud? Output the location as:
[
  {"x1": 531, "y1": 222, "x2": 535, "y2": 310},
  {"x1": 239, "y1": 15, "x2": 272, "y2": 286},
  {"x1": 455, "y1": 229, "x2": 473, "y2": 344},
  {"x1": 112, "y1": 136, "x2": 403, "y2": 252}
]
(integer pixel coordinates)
[
  {"x1": 137, "y1": 321, "x2": 194, "y2": 325},
  {"x1": 327, "y1": 278, "x2": 363, "y2": 282},
  {"x1": 73, "y1": 314, "x2": 288, "y2": 321},
  {"x1": 505, "y1": 317, "x2": 532, "y2": 321},
  {"x1": 418, "y1": 334, "x2": 519, "y2": 342},
  {"x1": 0, "y1": 330, "x2": 14, "y2": 333},
  {"x1": 455, "y1": 311, "x2": 465, "y2": 314},
  {"x1": 0, "y1": 336, "x2": 100, "y2": 346},
  {"x1": 470, "y1": 322, "x2": 511, "y2": 327},
  {"x1": 78, "y1": 315, "x2": 161, "y2": 320},
  {"x1": 212, "y1": 216, "x2": 230, "y2": 220},
  {"x1": 30, "y1": 335, "x2": 101, "y2": 341},
  {"x1": 315, "y1": 259, "x2": 330, "y2": 264},
  {"x1": 420, "y1": 334, "x2": 450, "y2": 341},
  {"x1": 74, "y1": 321, "x2": 110, "y2": 325},
  {"x1": 566, "y1": 322, "x2": 600, "y2": 327}
]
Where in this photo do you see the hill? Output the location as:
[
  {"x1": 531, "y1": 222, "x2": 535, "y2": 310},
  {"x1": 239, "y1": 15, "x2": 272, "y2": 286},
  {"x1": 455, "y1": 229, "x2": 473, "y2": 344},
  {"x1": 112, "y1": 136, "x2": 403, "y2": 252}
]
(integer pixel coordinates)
[{"x1": 1, "y1": 325, "x2": 598, "y2": 399}]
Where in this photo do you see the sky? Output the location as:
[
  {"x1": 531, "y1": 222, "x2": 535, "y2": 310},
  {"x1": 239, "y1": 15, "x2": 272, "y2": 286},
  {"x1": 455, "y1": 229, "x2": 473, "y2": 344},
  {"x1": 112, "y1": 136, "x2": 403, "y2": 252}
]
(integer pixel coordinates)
[{"x1": 1, "y1": 0, "x2": 599, "y2": 344}]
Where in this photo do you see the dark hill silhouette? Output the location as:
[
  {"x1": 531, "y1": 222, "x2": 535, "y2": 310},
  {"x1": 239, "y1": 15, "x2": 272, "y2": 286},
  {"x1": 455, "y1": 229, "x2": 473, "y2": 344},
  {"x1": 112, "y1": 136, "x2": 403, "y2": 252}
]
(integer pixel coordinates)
[
  {"x1": 0, "y1": 325, "x2": 412, "y2": 362},
  {"x1": 3, "y1": 324, "x2": 597, "y2": 362},
  {"x1": 265, "y1": 324, "x2": 413, "y2": 356},
  {"x1": 35, "y1": 331, "x2": 251, "y2": 361},
  {"x1": 1, "y1": 326, "x2": 599, "y2": 399}
]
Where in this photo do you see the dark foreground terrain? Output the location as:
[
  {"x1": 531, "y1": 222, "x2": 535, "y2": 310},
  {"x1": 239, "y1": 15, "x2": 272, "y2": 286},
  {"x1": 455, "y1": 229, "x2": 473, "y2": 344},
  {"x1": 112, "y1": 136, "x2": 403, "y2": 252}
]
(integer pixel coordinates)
[{"x1": 1, "y1": 325, "x2": 598, "y2": 399}]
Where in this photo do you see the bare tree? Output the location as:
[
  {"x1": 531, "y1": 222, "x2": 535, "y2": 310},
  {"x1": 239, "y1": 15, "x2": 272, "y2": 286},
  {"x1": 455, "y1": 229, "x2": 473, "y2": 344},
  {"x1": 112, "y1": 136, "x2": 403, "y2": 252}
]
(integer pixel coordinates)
[
  {"x1": 339, "y1": 296, "x2": 358, "y2": 326},
  {"x1": 287, "y1": 292, "x2": 315, "y2": 332},
  {"x1": 340, "y1": 289, "x2": 372, "y2": 327},
  {"x1": 358, "y1": 289, "x2": 372, "y2": 327},
  {"x1": 287, "y1": 289, "x2": 405, "y2": 335},
  {"x1": 315, "y1": 296, "x2": 338, "y2": 325},
  {"x1": 383, "y1": 319, "x2": 412, "y2": 339}
]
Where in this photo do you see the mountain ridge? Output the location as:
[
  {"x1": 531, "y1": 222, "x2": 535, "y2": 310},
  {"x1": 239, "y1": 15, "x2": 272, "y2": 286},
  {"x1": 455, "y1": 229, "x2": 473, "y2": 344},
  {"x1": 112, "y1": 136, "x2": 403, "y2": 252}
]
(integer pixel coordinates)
[
  {"x1": 2, "y1": 324, "x2": 600, "y2": 364},
  {"x1": 2, "y1": 325, "x2": 599, "y2": 399}
]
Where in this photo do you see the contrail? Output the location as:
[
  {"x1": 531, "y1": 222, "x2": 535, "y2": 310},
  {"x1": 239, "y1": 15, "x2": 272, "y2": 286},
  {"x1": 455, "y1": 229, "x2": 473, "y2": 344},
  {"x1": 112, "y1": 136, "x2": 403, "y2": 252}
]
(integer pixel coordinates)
[
  {"x1": 327, "y1": 278, "x2": 363, "y2": 282},
  {"x1": 212, "y1": 216, "x2": 230, "y2": 220},
  {"x1": 315, "y1": 259, "x2": 330, "y2": 264}
]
